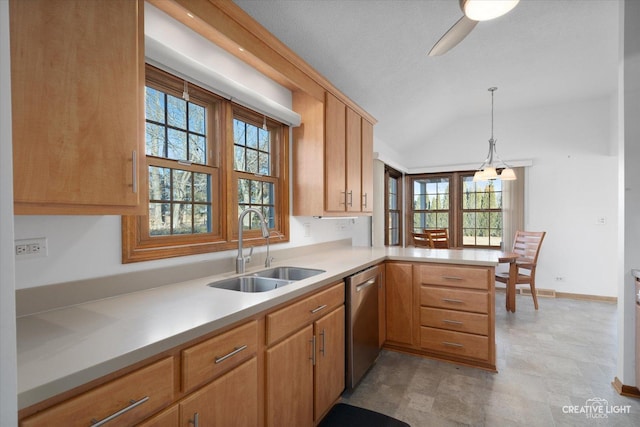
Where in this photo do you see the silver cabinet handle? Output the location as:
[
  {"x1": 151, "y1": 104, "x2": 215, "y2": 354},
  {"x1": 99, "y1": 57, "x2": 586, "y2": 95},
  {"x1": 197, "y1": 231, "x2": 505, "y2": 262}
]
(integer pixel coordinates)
[
  {"x1": 441, "y1": 275, "x2": 463, "y2": 281},
  {"x1": 442, "y1": 298, "x2": 464, "y2": 304},
  {"x1": 347, "y1": 190, "x2": 353, "y2": 207},
  {"x1": 131, "y1": 150, "x2": 138, "y2": 194},
  {"x1": 320, "y1": 329, "x2": 326, "y2": 356},
  {"x1": 90, "y1": 396, "x2": 149, "y2": 426},
  {"x1": 362, "y1": 193, "x2": 368, "y2": 208},
  {"x1": 443, "y1": 319, "x2": 463, "y2": 325},
  {"x1": 214, "y1": 345, "x2": 248, "y2": 364},
  {"x1": 356, "y1": 278, "x2": 377, "y2": 292},
  {"x1": 442, "y1": 341, "x2": 464, "y2": 348},
  {"x1": 189, "y1": 412, "x2": 199, "y2": 427},
  {"x1": 310, "y1": 335, "x2": 316, "y2": 365},
  {"x1": 310, "y1": 304, "x2": 327, "y2": 314}
]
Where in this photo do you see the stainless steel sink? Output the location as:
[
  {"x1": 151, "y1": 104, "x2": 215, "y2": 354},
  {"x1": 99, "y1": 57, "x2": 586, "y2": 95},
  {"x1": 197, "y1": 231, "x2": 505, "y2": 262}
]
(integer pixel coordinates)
[
  {"x1": 207, "y1": 267, "x2": 325, "y2": 293},
  {"x1": 250, "y1": 266, "x2": 325, "y2": 281},
  {"x1": 207, "y1": 276, "x2": 294, "y2": 293}
]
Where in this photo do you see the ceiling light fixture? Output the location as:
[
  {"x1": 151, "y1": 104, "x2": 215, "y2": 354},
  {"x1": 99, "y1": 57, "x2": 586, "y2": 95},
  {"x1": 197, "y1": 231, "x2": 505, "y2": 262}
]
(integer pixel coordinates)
[
  {"x1": 461, "y1": 0, "x2": 520, "y2": 22},
  {"x1": 473, "y1": 87, "x2": 516, "y2": 182}
]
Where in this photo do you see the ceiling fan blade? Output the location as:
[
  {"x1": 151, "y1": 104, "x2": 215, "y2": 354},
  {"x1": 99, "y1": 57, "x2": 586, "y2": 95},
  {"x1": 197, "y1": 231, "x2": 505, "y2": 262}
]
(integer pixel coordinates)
[{"x1": 428, "y1": 16, "x2": 478, "y2": 56}]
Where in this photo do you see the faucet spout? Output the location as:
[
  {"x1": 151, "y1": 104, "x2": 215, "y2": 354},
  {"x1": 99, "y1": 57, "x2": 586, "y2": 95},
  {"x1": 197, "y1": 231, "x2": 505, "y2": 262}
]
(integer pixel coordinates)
[{"x1": 236, "y1": 208, "x2": 270, "y2": 274}]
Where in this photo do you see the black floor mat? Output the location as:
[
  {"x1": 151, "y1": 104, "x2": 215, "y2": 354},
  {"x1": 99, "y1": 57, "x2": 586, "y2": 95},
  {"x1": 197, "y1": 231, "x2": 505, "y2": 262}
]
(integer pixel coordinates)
[{"x1": 318, "y1": 403, "x2": 410, "y2": 427}]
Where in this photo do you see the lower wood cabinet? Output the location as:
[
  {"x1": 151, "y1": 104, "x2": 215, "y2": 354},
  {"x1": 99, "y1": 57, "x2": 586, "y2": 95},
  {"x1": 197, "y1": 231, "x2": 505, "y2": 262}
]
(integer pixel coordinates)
[
  {"x1": 383, "y1": 261, "x2": 496, "y2": 371},
  {"x1": 20, "y1": 283, "x2": 346, "y2": 427},
  {"x1": 265, "y1": 282, "x2": 345, "y2": 427},
  {"x1": 21, "y1": 357, "x2": 175, "y2": 427},
  {"x1": 179, "y1": 357, "x2": 258, "y2": 427}
]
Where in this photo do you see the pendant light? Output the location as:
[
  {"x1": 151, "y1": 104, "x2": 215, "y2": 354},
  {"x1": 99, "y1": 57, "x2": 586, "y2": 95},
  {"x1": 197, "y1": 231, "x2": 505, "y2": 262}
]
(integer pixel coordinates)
[
  {"x1": 473, "y1": 87, "x2": 516, "y2": 182},
  {"x1": 461, "y1": 0, "x2": 520, "y2": 22}
]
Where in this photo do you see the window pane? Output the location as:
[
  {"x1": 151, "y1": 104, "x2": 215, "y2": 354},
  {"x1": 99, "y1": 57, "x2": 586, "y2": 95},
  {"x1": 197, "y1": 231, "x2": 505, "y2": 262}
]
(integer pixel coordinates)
[
  {"x1": 238, "y1": 178, "x2": 250, "y2": 204},
  {"x1": 188, "y1": 103, "x2": 205, "y2": 134},
  {"x1": 246, "y1": 149, "x2": 258, "y2": 173},
  {"x1": 234, "y1": 119, "x2": 246, "y2": 146},
  {"x1": 189, "y1": 135, "x2": 206, "y2": 164},
  {"x1": 389, "y1": 193, "x2": 397, "y2": 210},
  {"x1": 167, "y1": 94, "x2": 187, "y2": 129},
  {"x1": 194, "y1": 204, "x2": 211, "y2": 233},
  {"x1": 149, "y1": 202, "x2": 170, "y2": 236},
  {"x1": 146, "y1": 123, "x2": 166, "y2": 157},
  {"x1": 246, "y1": 124, "x2": 258, "y2": 149},
  {"x1": 145, "y1": 87, "x2": 165, "y2": 123},
  {"x1": 259, "y1": 152, "x2": 270, "y2": 175},
  {"x1": 172, "y1": 170, "x2": 192, "y2": 202},
  {"x1": 262, "y1": 182, "x2": 273, "y2": 205},
  {"x1": 173, "y1": 204, "x2": 192, "y2": 235},
  {"x1": 234, "y1": 146, "x2": 245, "y2": 171},
  {"x1": 194, "y1": 173, "x2": 210, "y2": 203},
  {"x1": 436, "y1": 214, "x2": 449, "y2": 228},
  {"x1": 167, "y1": 128, "x2": 187, "y2": 161},
  {"x1": 258, "y1": 128, "x2": 270, "y2": 151},
  {"x1": 250, "y1": 180, "x2": 262, "y2": 204},
  {"x1": 149, "y1": 167, "x2": 170, "y2": 201}
]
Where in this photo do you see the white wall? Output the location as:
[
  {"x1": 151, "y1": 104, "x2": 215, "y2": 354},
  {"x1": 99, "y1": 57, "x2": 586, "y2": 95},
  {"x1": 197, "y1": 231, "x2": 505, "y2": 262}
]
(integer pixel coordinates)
[
  {"x1": 390, "y1": 94, "x2": 619, "y2": 297},
  {"x1": 0, "y1": 0, "x2": 18, "y2": 424}
]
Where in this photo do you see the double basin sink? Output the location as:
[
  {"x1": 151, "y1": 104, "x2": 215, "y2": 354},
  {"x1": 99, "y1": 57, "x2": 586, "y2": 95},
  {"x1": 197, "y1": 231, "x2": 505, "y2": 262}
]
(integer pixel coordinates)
[{"x1": 207, "y1": 266, "x2": 325, "y2": 293}]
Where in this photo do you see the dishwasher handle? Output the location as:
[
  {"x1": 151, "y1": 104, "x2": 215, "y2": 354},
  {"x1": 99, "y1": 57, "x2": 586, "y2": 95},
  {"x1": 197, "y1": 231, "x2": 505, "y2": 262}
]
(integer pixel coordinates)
[{"x1": 356, "y1": 278, "x2": 377, "y2": 292}]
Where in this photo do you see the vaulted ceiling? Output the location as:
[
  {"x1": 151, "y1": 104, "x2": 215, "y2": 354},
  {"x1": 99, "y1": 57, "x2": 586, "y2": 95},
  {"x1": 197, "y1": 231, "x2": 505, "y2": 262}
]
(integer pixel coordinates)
[{"x1": 233, "y1": 0, "x2": 619, "y2": 154}]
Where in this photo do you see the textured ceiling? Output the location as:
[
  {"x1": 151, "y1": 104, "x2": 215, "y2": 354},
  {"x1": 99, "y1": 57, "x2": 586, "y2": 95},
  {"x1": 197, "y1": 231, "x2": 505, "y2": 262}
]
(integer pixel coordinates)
[{"x1": 233, "y1": 0, "x2": 619, "y2": 153}]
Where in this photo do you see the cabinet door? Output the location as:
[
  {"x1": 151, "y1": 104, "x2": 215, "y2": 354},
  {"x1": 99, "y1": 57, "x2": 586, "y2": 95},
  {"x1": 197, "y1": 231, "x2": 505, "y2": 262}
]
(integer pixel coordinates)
[
  {"x1": 266, "y1": 325, "x2": 314, "y2": 427},
  {"x1": 385, "y1": 263, "x2": 414, "y2": 345},
  {"x1": 361, "y1": 119, "x2": 374, "y2": 213},
  {"x1": 10, "y1": 0, "x2": 145, "y2": 214},
  {"x1": 179, "y1": 358, "x2": 258, "y2": 427},
  {"x1": 324, "y1": 92, "x2": 346, "y2": 212},
  {"x1": 345, "y1": 107, "x2": 362, "y2": 212},
  {"x1": 136, "y1": 405, "x2": 179, "y2": 427},
  {"x1": 314, "y1": 306, "x2": 345, "y2": 422}
]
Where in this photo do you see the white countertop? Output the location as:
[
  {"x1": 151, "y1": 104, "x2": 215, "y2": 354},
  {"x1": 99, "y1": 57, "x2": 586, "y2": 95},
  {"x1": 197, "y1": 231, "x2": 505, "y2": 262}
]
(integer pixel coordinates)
[{"x1": 17, "y1": 245, "x2": 501, "y2": 409}]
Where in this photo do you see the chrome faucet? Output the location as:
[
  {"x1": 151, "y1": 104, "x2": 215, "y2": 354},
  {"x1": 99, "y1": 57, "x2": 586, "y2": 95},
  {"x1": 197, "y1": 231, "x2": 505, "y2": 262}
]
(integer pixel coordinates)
[{"x1": 236, "y1": 208, "x2": 270, "y2": 274}]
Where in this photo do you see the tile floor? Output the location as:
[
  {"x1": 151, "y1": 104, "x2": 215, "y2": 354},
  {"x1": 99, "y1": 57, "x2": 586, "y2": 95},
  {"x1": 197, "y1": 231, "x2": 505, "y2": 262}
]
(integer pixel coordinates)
[{"x1": 341, "y1": 293, "x2": 640, "y2": 426}]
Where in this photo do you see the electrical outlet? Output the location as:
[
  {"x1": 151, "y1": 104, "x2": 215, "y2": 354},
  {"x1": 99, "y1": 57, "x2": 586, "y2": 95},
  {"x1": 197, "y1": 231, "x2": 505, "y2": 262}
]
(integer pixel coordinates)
[
  {"x1": 554, "y1": 276, "x2": 565, "y2": 282},
  {"x1": 15, "y1": 237, "x2": 47, "y2": 259}
]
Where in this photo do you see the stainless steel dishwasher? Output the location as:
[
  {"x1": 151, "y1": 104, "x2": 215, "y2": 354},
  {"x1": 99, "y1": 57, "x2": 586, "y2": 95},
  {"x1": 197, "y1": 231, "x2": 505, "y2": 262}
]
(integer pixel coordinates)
[{"x1": 346, "y1": 265, "x2": 381, "y2": 390}]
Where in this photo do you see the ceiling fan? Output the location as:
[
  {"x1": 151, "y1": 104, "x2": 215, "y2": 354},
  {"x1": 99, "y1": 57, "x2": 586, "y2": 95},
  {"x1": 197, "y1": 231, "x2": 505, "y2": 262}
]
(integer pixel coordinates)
[{"x1": 428, "y1": 0, "x2": 520, "y2": 56}]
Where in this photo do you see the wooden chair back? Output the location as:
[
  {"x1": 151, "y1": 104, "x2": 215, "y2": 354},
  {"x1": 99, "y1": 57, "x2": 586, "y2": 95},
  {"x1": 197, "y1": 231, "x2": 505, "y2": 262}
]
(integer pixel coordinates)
[
  {"x1": 511, "y1": 230, "x2": 546, "y2": 270},
  {"x1": 413, "y1": 229, "x2": 449, "y2": 248}
]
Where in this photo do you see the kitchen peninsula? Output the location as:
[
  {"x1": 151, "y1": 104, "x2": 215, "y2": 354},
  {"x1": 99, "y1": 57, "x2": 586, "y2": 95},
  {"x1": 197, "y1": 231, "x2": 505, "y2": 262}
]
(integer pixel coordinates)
[{"x1": 17, "y1": 242, "x2": 503, "y2": 426}]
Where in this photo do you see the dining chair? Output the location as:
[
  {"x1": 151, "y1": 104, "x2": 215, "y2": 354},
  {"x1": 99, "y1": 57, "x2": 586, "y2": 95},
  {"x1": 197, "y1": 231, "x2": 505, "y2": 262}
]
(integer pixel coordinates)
[
  {"x1": 496, "y1": 230, "x2": 546, "y2": 309},
  {"x1": 412, "y1": 232, "x2": 431, "y2": 247},
  {"x1": 423, "y1": 228, "x2": 450, "y2": 248}
]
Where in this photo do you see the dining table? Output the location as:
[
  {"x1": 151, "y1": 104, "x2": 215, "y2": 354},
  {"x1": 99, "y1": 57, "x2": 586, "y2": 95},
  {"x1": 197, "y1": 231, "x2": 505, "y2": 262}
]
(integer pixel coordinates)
[{"x1": 498, "y1": 251, "x2": 521, "y2": 312}]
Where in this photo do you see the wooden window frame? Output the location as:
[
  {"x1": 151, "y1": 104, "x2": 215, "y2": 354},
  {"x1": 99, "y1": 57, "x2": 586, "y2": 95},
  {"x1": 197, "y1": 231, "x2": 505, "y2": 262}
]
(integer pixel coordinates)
[
  {"x1": 406, "y1": 171, "x2": 504, "y2": 249},
  {"x1": 122, "y1": 65, "x2": 289, "y2": 263},
  {"x1": 384, "y1": 166, "x2": 402, "y2": 246}
]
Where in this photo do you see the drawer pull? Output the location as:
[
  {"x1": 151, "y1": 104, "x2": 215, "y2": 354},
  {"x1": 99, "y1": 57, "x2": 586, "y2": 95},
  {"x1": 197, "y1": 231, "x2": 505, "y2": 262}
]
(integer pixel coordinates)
[
  {"x1": 189, "y1": 412, "x2": 199, "y2": 427},
  {"x1": 442, "y1": 341, "x2": 464, "y2": 348},
  {"x1": 443, "y1": 319, "x2": 463, "y2": 325},
  {"x1": 90, "y1": 396, "x2": 149, "y2": 426},
  {"x1": 214, "y1": 345, "x2": 248, "y2": 364},
  {"x1": 310, "y1": 304, "x2": 327, "y2": 314},
  {"x1": 441, "y1": 275, "x2": 463, "y2": 281},
  {"x1": 442, "y1": 298, "x2": 464, "y2": 304}
]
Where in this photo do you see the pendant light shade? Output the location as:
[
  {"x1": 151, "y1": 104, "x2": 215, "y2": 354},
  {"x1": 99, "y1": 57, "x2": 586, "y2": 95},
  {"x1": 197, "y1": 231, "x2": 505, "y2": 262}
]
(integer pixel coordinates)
[
  {"x1": 473, "y1": 87, "x2": 516, "y2": 182},
  {"x1": 461, "y1": 0, "x2": 520, "y2": 22}
]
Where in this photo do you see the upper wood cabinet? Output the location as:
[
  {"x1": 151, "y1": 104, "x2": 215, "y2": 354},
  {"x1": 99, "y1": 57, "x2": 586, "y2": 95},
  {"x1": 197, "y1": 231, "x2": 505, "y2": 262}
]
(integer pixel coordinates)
[
  {"x1": 9, "y1": 0, "x2": 146, "y2": 215},
  {"x1": 293, "y1": 91, "x2": 374, "y2": 216}
]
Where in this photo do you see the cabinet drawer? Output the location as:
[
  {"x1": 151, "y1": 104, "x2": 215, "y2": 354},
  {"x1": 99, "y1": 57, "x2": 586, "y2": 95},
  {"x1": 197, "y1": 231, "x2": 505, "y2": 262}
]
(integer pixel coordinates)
[
  {"x1": 420, "y1": 307, "x2": 488, "y2": 336},
  {"x1": 267, "y1": 282, "x2": 344, "y2": 345},
  {"x1": 420, "y1": 286, "x2": 489, "y2": 314},
  {"x1": 182, "y1": 320, "x2": 258, "y2": 392},
  {"x1": 21, "y1": 357, "x2": 174, "y2": 427},
  {"x1": 416, "y1": 264, "x2": 490, "y2": 290},
  {"x1": 420, "y1": 327, "x2": 489, "y2": 361}
]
